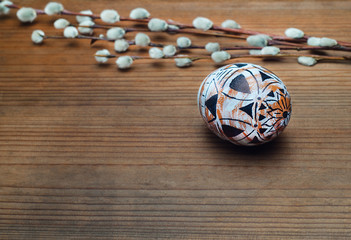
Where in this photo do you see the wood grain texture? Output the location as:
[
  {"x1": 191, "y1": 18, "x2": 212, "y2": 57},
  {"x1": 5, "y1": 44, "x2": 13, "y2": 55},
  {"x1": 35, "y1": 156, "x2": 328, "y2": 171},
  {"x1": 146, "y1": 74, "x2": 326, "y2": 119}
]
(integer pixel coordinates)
[{"x1": 0, "y1": 0, "x2": 351, "y2": 239}]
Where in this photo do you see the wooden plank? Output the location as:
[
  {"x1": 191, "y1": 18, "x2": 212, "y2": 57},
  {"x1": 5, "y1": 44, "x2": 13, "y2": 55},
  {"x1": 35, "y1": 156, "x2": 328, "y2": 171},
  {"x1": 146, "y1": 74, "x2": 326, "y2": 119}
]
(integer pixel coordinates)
[{"x1": 0, "y1": 0, "x2": 351, "y2": 239}]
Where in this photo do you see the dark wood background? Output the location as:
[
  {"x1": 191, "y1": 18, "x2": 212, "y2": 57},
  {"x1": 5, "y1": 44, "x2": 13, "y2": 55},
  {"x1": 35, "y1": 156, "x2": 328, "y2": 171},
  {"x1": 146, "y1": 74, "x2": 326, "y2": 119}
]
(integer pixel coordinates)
[{"x1": 1, "y1": 0, "x2": 351, "y2": 239}]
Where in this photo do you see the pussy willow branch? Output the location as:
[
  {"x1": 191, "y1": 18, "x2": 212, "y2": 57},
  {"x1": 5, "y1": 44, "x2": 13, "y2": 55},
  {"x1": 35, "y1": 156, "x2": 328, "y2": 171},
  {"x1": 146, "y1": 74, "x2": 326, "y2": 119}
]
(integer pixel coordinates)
[
  {"x1": 7, "y1": 3, "x2": 351, "y2": 48},
  {"x1": 44, "y1": 35, "x2": 163, "y2": 47},
  {"x1": 179, "y1": 53, "x2": 351, "y2": 65},
  {"x1": 79, "y1": 11, "x2": 351, "y2": 48},
  {"x1": 8, "y1": 3, "x2": 246, "y2": 40},
  {"x1": 224, "y1": 46, "x2": 351, "y2": 52},
  {"x1": 183, "y1": 44, "x2": 351, "y2": 52},
  {"x1": 44, "y1": 30, "x2": 351, "y2": 53},
  {"x1": 95, "y1": 54, "x2": 194, "y2": 60},
  {"x1": 95, "y1": 52, "x2": 351, "y2": 62},
  {"x1": 87, "y1": 25, "x2": 247, "y2": 40},
  {"x1": 229, "y1": 53, "x2": 351, "y2": 61},
  {"x1": 80, "y1": 24, "x2": 351, "y2": 52}
]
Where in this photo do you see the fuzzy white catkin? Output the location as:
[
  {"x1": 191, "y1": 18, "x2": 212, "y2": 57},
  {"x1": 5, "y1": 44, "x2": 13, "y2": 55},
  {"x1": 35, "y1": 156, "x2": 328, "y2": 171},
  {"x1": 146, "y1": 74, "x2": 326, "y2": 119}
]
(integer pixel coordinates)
[
  {"x1": 307, "y1": 37, "x2": 321, "y2": 46},
  {"x1": 298, "y1": 56, "x2": 317, "y2": 66},
  {"x1": 285, "y1": 27, "x2": 304, "y2": 39},
  {"x1": 149, "y1": 47, "x2": 164, "y2": 59},
  {"x1": 0, "y1": 1, "x2": 13, "y2": 15},
  {"x1": 54, "y1": 18, "x2": 70, "y2": 29},
  {"x1": 261, "y1": 46, "x2": 280, "y2": 56},
  {"x1": 249, "y1": 49, "x2": 262, "y2": 55},
  {"x1": 246, "y1": 35, "x2": 270, "y2": 47},
  {"x1": 129, "y1": 8, "x2": 150, "y2": 19},
  {"x1": 63, "y1": 26, "x2": 78, "y2": 38},
  {"x1": 114, "y1": 39, "x2": 129, "y2": 52},
  {"x1": 106, "y1": 27, "x2": 125, "y2": 40},
  {"x1": 100, "y1": 9, "x2": 120, "y2": 23},
  {"x1": 95, "y1": 49, "x2": 110, "y2": 63},
  {"x1": 135, "y1": 33, "x2": 150, "y2": 47},
  {"x1": 76, "y1": 10, "x2": 93, "y2": 23},
  {"x1": 320, "y1": 37, "x2": 338, "y2": 47},
  {"x1": 163, "y1": 45, "x2": 177, "y2": 57},
  {"x1": 205, "y1": 42, "x2": 220, "y2": 53},
  {"x1": 116, "y1": 56, "x2": 133, "y2": 69},
  {"x1": 175, "y1": 58, "x2": 192, "y2": 68},
  {"x1": 211, "y1": 51, "x2": 231, "y2": 63},
  {"x1": 78, "y1": 20, "x2": 94, "y2": 35},
  {"x1": 44, "y1": 2, "x2": 64, "y2": 15},
  {"x1": 168, "y1": 25, "x2": 179, "y2": 30},
  {"x1": 148, "y1": 18, "x2": 168, "y2": 31},
  {"x1": 16, "y1": 7, "x2": 37, "y2": 23},
  {"x1": 177, "y1": 37, "x2": 192, "y2": 48},
  {"x1": 260, "y1": 34, "x2": 272, "y2": 41},
  {"x1": 192, "y1": 17, "x2": 213, "y2": 31},
  {"x1": 221, "y1": 19, "x2": 240, "y2": 29},
  {"x1": 31, "y1": 30, "x2": 45, "y2": 44}
]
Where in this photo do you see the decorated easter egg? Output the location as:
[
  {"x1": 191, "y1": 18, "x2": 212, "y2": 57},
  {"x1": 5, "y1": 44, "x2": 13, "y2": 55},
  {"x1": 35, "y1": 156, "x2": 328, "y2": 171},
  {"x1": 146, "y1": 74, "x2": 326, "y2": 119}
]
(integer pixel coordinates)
[{"x1": 198, "y1": 63, "x2": 291, "y2": 146}]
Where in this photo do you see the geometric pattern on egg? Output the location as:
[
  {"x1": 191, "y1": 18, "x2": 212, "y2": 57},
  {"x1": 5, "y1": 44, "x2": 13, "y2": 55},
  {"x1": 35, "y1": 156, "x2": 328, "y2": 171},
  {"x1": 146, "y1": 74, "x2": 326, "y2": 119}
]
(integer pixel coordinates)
[{"x1": 198, "y1": 63, "x2": 292, "y2": 146}]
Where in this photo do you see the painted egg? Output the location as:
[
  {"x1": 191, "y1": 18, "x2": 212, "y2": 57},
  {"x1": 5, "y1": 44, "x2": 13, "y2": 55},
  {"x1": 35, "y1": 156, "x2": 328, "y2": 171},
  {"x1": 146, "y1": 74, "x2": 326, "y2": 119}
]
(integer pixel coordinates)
[{"x1": 198, "y1": 63, "x2": 291, "y2": 146}]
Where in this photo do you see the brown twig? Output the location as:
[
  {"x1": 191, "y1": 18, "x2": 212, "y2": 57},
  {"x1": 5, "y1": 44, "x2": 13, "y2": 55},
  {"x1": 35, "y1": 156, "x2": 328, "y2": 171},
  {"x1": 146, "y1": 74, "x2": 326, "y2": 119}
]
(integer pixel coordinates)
[
  {"x1": 95, "y1": 52, "x2": 351, "y2": 63},
  {"x1": 229, "y1": 53, "x2": 351, "y2": 61}
]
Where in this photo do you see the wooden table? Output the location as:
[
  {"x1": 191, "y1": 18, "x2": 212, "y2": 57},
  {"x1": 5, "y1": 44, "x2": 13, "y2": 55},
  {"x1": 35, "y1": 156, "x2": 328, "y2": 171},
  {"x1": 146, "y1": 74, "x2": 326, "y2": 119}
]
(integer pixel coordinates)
[{"x1": 1, "y1": 0, "x2": 351, "y2": 239}]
